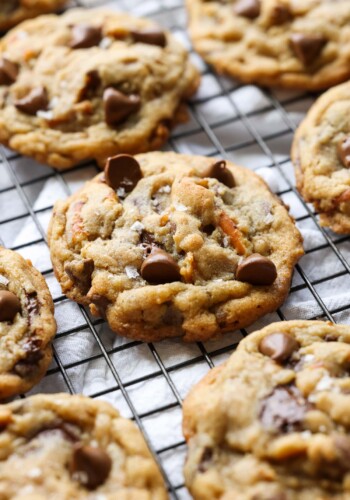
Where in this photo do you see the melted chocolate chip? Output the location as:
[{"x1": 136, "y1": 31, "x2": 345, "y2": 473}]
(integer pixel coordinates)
[
  {"x1": 140, "y1": 230, "x2": 156, "y2": 247},
  {"x1": 104, "y1": 154, "x2": 142, "y2": 193},
  {"x1": 337, "y1": 137, "x2": 350, "y2": 168},
  {"x1": 65, "y1": 259, "x2": 94, "y2": 296},
  {"x1": 233, "y1": 0, "x2": 260, "y2": 19},
  {"x1": 26, "y1": 292, "x2": 39, "y2": 323},
  {"x1": 70, "y1": 443, "x2": 112, "y2": 489},
  {"x1": 198, "y1": 447, "x2": 213, "y2": 473},
  {"x1": 236, "y1": 254, "x2": 277, "y2": 286},
  {"x1": 259, "y1": 332, "x2": 299, "y2": 364},
  {"x1": 0, "y1": 290, "x2": 21, "y2": 322},
  {"x1": 103, "y1": 88, "x2": 141, "y2": 127},
  {"x1": 0, "y1": 58, "x2": 19, "y2": 85},
  {"x1": 260, "y1": 384, "x2": 310, "y2": 433},
  {"x1": 290, "y1": 33, "x2": 327, "y2": 66},
  {"x1": 14, "y1": 87, "x2": 49, "y2": 115},
  {"x1": 90, "y1": 294, "x2": 110, "y2": 319},
  {"x1": 202, "y1": 160, "x2": 235, "y2": 188},
  {"x1": 270, "y1": 4, "x2": 293, "y2": 25},
  {"x1": 141, "y1": 248, "x2": 181, "y2": 284},
  {"x1": 13, "y1": 337, "x2": 43, "y2": 377},
  {"x1": 77, "y1": 70, "x2": 101, "y2": 102},
  {"x1": 70, "y1": 25, "x2": 102, "y2": 49},
  {"x1": 130, "y1": 29, "x2": 166, "y2": 47}
]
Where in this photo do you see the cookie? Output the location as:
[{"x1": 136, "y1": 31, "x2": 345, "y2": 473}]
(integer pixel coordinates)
[
  {"x1": 48, "y1": 152, "x2": 303, "y2": 342},
  {"x1": 0, "y1": 246, "x2": 56, "y2": 398},
  {"x1": 0, "y1": 0, "x2": 67, "y2": 32},
  {"x1": 0, "y1": 393, "x2": 167, "y2": 499},
  {"x1": 292, "y1": 81, "x2": 350, "y2": 234},
  {"x1": 0, "y1": 8, "x2": 199, "y2": 170},
  {"x1": 186, "y1": 0, "x2": 350, "y2": 90},
  {"x1": 183, "y1": 320, "x2": 350, "y2": 500}
]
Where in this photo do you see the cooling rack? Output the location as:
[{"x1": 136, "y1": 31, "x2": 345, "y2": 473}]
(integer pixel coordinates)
[{"x1": 1, "y1": 0, "x2": 350, "y2": 498}]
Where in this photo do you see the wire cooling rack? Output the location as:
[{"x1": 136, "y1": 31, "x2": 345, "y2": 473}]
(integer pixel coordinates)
[{"x1": 1, "y1": 0, "x2": 350, "y2": 498}]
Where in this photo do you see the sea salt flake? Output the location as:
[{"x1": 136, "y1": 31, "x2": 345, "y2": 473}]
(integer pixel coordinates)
[
  {"x1": 72, "y1": 471, "x2": 88, "y2": 485},
  {"x1": 0, "y1": 275, "x2": 9, "y2": 286},
  {"x1": 301, "y1": 430, "x2": 312, "y2": 440},
  {"x1": 99, "y1": 37, "x2": 113, "y2": 49},
  {"x1": 158, "y1": 185, "x2": 171, "y2": 194},
  {"x1": 222, "y1": 236, "x2": 230, "y2": 248},
  {"x1": 117, "y1": 187, "x2": 126, "y2": 198},
  {"x1": 303, "y1": 354, "x2": 315, "y2": 363},
  {"x1": 130, "y1": 221, "x2": 144, "y2": 232},
  {"x1": 36, "y1": 110, "x2": 54, "y2": 120},
  {"x1": 27, "y1": 468, "x2": 42, "y2": 478},
  {"x1": 315, "y1": 375, "x2": 333, "y2": 391},
  {"x1": 125, "y1": 266, "x2": 140, "y2": 279},
  {"x1": 264, "y1": 213, "x2": 274, "y2": 225},
  {"x1": 174, "y1": 203, "x2": 187, "y2": 212},
  {"x1": 50, "y1": 97, "x2": 59, "y2": 108}
]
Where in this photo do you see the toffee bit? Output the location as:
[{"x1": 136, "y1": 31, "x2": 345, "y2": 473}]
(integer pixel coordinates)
[{"x1": 218, "y1": 212, "x2": 246, "y2": 255}]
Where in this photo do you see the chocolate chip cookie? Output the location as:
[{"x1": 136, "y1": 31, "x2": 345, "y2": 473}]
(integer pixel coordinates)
[
  {"x1": 186, "y1": 0, "x2": 350, "y2": 90},
  {"x1": 0, "y1": 393, "x2": 167, "y2": 499},
  {"x1": 0, "y1": 0, "x2": 67, "y2": 32},
  {"x1": 183, "y1": 320, "x2": 350, "y2": 499},
  {"x1": 48, "y1": 152, "x2": 303, "y2": 342},
  {"x1": 0, "y1": 9, "x2": 199, "y2": 170},
  {"x1": 292, "y1": 81, "x2": 350, "y2": 234},
  {"x1": 0, "y1": 246, "x2": 56, "y2": 398}
]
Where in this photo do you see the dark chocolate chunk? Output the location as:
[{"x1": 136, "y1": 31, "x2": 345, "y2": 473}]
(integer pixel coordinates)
[
  {"x1": 202, "y1": 160, "x2": 235, "y2": 188},
  {"x1": 259, "y1": 332, "x2": 299, "y2": 364},
  {"x1": 290, "y1": 33, "x2": 327, "y2": 66},
  {"x1": 233, "y1": 0, "x2": 260, "y2": 19},
  {"x1": 0, "y1": 290, "x2": 21, "y2": 322},
  {"x1": 77, "y1": 70, "x2": 101, "y2": 102},
  {"x1": 270, "y1": 4, "x2": 293, "y2": 25},
  {"x1": 26, "y1": 292, "x2": 39, "y2": 324},
  {"x1": 104, "y1": 154, "x2": 142, "y2": 192},
  {"x1": 0, "y1": 58, "x2": 19, "y2": 86},
  {"x1": 198, "y1": 447, "x2": 213, "y2": 473},
  {"x1": 259, "y1": 384, "x2": 310, "y2": 433},
  {"x1": 14, "y1": 87, "x2": 49, "y2": 115},
  {"x1": 70, "y1": 443, "x2": 112, "y2": 489},
  {"x1": 103, "y1": 88, "x2": 141, "y2": 126},
  {"x1": 65, "y1": 259, "x2": 94, "y2": 296},
  {"x1": 130, "y1": 29, "x2": 166, "y2": 47},
  {"x1": 13, "y1": 338, "x2": 43, "y2": 377},
  {"x1": 141, "y1": 248, "x2": 181, "y2": 284},
  {"x1": 90, "y1": 294, "x2": 110, "y2": 319},
  {"x1": 236, "y1": 254, "x2": 277, "y2": 286},
  {"x1": 70, "y1": 25, "x2": 102, "y2": 49},
  {"x1": 337, "y1": 137, "x2": 350, "y2": 169}
]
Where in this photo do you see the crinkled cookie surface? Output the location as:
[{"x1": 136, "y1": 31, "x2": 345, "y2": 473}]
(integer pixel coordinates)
[
  {"x1": 0, "y1": 246, "x2": 56, "y2": 398},
  {"x1": 0, "y1": 393, "x2": 168, "y2": 499},
  {"x1": 292, "y1": 81, "x2": 350, "y2": 234},
  {"x1": 183, "y1": 320, "x2": 350, "y2": 500},
  {"x1": 0, "y1": 0, "x2": 67, "y2": 31},
  {"x1": 48, "y1": 152, "x2": 303, "y2": 342},
  {"x1": 0, "y1": 8, "x2": 199, "y2": 169},
  {"x1": 186, "y1": 0, "x2": 350, "y2": 89}
]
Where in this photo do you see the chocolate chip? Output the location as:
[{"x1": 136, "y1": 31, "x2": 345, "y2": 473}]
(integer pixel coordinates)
[
  {"x1": 77, "y1": 70, "x2": 101, "y2": 102},
  {"x1": 163, "y1": 303, "x2": 183, "y2": 326},
  {"x1": 233, "y1": 0, "x2": 260, "y2": 19},
  {"x1": 236, "y1": 254, "x2": 277, "y2": 286},
  {"x1": 90, "y1": 294, "x2": 110, "y2": 319},
  {"x1": 260, "y1": 384, "x2": 310, "y2": 433},
  {"x1": 198, "y1": 447, "x2": 213, "y2": 473},
  {"x1": 259, "y1": 332, "x2": 299, "y2": 364},
  {"x1": 70, "y1": 25, "x2": 102, "y2": 49},
  {"x1": 14, "y1": 87, "x2": 49, "y2": 115},
  {"x1": 103, "y1": 88, "x2": 141, "y2": 126},
  {"x1": 337, "y1": 137, "x2": 350, "y2": 168},
  {"x1": 0, "y1": 58, "x2": 19, "y2": 86},
  {"x1": 130, "y1": 29, "x2": 166, "y2": 47},
  {"x1": 13, "y1": 338, "x2": 43, "y2": 377},
  {"x1": 0, "y1": 290, "x2": 21, "y2": 322},
  {"x1": 202, "y1": 160, "x2": 235, "y2": 188},
  {"x1": 104, "y1": 154, "x2": 142, "y2": 192},
  {"x1": 290, "y1": 33, "x2": 327, "y2": 66},
  {"x1": 65, "y1": 259, "x2": 94, "y2": 296},
  {"x1": 70, "y1": 443, "x2": 112, "y2": 489},
  {"x1": 26, "y1": 291, "x2": 39, "y2": 324},
  {"x1": 141, "y1": 248, "x2": 181, "y2": 284},
  {"x1": 270, "y1": 4, "x2": 293, "y2": 25}
]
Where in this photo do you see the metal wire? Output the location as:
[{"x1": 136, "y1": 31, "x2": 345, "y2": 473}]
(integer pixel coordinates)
[{"x1": 1, "y1": 0, "x2": 350, "y2": 497}]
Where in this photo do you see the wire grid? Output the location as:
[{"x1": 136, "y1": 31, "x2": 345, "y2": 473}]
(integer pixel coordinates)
[{"x1": 1, "y1": 0, "x2": 350, "y2": 498}]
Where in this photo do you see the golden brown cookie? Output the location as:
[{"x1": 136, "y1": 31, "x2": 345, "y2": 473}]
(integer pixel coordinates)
[
  {"x1": 0, "y1": 393, "x2": 167, "y2": 499},
  {"x1": 0, "y1": 8, "x2": 199, "y2": 169},
  {"x1": 292, "y1": 80, "x2": 350, "y2": 234},
  {"x1": 186, "y1": 0, "x2": 350, "y2": 90},
  {"x1": 0, "y1": 246, "x2": 56, "y2": 398},
  {"x1": 48, "y1": 152, "x2": 303, "y2": 342},
  {"x1": 184, "y1": 320, "x2": 350, "y2": 500}
]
